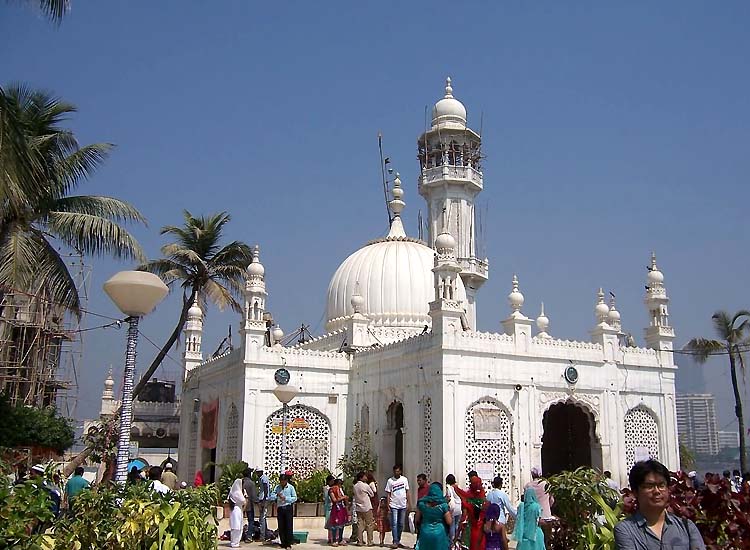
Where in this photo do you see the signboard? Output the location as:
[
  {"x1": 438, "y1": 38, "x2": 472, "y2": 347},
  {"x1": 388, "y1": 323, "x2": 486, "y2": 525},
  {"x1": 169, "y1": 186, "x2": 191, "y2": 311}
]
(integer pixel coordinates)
[
  {"x1": 474, "y1": 408, "x2": 504, "y2": 440},
  {"x1": 474, "y1": 462, "x2": 495, "y2": 482},
  {"x1": 271, "y1": 416, "x2": 311, "y2": 434}
]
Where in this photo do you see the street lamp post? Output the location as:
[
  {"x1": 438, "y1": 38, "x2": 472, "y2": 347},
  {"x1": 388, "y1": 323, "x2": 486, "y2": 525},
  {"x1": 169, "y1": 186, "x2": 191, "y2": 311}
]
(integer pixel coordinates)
[
  {"x1": 272, "y1": 384, "x2": 298, "y2": 474},
  {"x1": 104, "y1": 271, "x2": 168, "y2": 484}
]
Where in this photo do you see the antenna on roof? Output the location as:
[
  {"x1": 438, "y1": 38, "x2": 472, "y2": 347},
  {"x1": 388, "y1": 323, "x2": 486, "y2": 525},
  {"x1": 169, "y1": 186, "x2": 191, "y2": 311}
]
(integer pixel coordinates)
[{"x1": 378, "y1": 133, "x2": 392, "y2": 226}]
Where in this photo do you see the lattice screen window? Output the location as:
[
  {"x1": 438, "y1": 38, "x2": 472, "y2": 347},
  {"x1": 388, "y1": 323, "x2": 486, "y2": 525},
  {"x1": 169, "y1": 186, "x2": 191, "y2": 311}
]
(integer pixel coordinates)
[
  {"x1": 423, "y1": 398, "x2": 432, "y2": 478},
  {"x1": 464, "y1": 399, "x2": 512, "y2": 491},
  {"x1": 624, "y1": 407, "x2": 660, "y2": 472},
  {"x1": 264, "y1": 404, "x2": 331, "y2": 478},
  {"x1": 224, "y1": 403, "x2": 239, "y2": 463}
]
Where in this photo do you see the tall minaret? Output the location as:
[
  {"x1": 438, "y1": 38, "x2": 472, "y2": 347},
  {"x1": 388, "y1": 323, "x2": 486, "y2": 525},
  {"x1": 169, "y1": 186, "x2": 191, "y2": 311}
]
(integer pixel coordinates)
[
  {"x1": 183, "y1": 298, "x2": 203, "y2": 378},
  {"x1": 644, "y1": 252, "x2": 675, "y2": 367},
  {"x1": 418, "y1": 77, "x2": 488, "y2": 329},
  {"x1": 100, "y1": 368, "x2": 116, "y2": 416},
  {"x1": 242, "y1": 245, "x2": 268, "y2": 356}
]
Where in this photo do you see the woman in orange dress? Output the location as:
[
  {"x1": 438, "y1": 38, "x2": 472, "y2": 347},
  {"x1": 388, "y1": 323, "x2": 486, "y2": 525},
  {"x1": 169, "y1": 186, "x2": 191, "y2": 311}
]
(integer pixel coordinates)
[{"x1": 454, "y1": 475, "x2": 486, "y2": 550}]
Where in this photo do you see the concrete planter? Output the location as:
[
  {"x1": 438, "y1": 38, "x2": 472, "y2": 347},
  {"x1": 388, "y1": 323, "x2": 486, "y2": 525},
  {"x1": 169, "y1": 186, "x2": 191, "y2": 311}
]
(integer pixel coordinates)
[{"x1": 296, "y1": 502, "x2": 319, "y2": 517}]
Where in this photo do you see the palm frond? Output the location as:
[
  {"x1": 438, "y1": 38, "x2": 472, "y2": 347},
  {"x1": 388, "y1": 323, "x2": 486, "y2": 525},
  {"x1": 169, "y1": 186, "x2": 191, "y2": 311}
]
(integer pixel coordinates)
[
  {"x1": 209, "y1": 241, "x2": 254, "y2": 266},
  {"x1": 712, "y1": 311, "x2": 733, "y2": 340},
  {"x1": 45, "y1": 211, "x2": 145, "y2": 261},
  {"x1": 683, "y1": 337, "x2": 724, "y2": 364},
  {"x1": 203, "y1": 279, "x2": 241, "y2": 312},
  {"x1": 138, "y1": 259, "x2": 190, "y2": 287},
  {"x1": 51, "y1": 195, "x2": 145, "y2": 223},
  {"x1": 51, "y1": 144, "x2": 113, "y2": 196},
  {"x1": 0, "y1": 226, "x2": 80, "y2": 314}
]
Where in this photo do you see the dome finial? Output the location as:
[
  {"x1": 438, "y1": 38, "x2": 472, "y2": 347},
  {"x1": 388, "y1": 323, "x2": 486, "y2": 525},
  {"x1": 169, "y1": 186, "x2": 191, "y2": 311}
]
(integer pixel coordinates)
[
  {"x1": 508, "y1": 274, "x2": 525, "y2": 317},
  {"x1": 595, "y1": 287, "x2": 610, "y2": 325},
  {"x1": 445, "y1": 76, "x2": 453, "y2": 98},
  {"x1": 247, "y1": 244, "x2": 265, "y2": 278},
  {"x1": 536, "y1": 302, "x2": 550, "y2": 337},
  {"x1": 387, "y1": 172, "x2": 407, "y2": 238},
  {"x1": 351, "y1": 281, "x2": 365, "y2": 314}
]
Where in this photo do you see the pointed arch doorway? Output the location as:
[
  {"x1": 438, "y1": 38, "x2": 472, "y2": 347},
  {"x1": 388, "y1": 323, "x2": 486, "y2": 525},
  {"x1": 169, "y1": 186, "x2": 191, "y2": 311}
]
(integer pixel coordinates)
[{"x1": 541, "y1": 401, "x2": 601, "y2": 475}]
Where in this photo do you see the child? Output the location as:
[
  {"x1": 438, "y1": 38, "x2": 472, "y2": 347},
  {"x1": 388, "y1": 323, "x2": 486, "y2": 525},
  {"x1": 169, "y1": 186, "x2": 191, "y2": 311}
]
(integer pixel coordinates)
[{"x1": 482, "y1": 503, "x2": 508, "y2": 550}]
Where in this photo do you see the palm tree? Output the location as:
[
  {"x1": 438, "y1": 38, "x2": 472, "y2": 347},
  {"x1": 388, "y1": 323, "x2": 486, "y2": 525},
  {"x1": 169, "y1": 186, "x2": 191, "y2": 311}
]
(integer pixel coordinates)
[
  {"x1": 685, "y1": 310, "x2": 750, "y2": 474},
  {"x1": 0, "y1": 84, "x2": 144, "y2": 315},
  {"x1": 133, "y1": 210, "x2": 253, "y2": 399}
]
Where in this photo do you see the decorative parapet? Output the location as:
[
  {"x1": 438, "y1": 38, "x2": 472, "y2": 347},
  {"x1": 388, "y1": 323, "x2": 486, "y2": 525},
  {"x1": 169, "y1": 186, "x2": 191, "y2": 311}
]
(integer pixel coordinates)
[
  {"x1": 532, "y1": 337, "x2": 603, "y2": 351},
  {"x1": 460, "y1": 330, "x2": 514, "y2": 342},
  {"x1": 621, "y1": 345, "x2": 661, "y2": 368},
  {"x1": 354, "y1": 331, "x2": 435, "y2": 358},
  {"x1": 296, "y1": 329, "x2": 347, "y2": 352},
  {"x1": 261, "y1": 346, "x2": 346, "y2": 360}
]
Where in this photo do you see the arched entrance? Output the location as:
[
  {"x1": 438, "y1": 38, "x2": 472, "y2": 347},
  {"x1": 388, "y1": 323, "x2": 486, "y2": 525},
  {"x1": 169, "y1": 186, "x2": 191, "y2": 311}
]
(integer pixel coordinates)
[
  {"x1": 386, "y1": 401, "x2": 404, "y2": 467},
  {"x1": 541, "y1": 401, "x2": 600, "y2": 475}
]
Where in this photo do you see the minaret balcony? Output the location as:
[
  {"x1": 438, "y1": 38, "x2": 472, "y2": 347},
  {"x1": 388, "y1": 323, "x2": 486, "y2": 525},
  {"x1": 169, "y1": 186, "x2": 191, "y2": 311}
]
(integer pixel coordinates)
[
  {"x1": 458, "y1": 256, "x2": 489, "y2": 281},
  {"x1": 419, "y1": 165, "x2": 483, "y2": 191}
]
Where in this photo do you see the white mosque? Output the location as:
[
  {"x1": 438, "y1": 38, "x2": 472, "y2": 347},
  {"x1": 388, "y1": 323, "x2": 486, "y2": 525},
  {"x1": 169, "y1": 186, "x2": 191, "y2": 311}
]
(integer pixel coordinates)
[{"x1": 177, "y1": 78, "x2": 679, "y2": 496}]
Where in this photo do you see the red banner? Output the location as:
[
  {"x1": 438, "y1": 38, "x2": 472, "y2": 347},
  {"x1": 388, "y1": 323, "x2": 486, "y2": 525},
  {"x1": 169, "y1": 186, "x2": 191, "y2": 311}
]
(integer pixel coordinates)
[{"x1": 200, "y1": 399, "x2": 219, "y2": 449}]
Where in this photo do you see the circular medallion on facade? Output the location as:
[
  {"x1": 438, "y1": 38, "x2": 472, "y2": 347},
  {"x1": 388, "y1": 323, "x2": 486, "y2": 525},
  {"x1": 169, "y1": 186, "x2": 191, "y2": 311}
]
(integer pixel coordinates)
[
  {"x1": 274, "y1": 368, "x2": 290, "y2": 385},
  {"x1": 564, "y1": 365, "x2": 579, "y2": 385}
]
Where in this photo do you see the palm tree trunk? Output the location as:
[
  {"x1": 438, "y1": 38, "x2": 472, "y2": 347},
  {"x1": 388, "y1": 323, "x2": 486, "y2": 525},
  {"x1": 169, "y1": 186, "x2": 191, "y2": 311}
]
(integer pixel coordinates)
[
  {"x1": 131, "y1": 287, "x2": 197, "y2": 400},
  {"x1": 62, "y1": 445, "x2": 93, "y2": 477},
  {"x1": 729, "y1": 347, "x2": 747, "y2": 474}
]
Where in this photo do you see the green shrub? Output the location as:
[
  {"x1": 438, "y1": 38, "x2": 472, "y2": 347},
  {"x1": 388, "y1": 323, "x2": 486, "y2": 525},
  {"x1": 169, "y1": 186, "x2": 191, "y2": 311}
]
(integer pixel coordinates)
[
  {"x1": 52, "y1": 482, "x2": 218, "y2": 549},
  {"x1": 295, "y1": 469, "x2": 331, "y2": 503},
  {"x1": 545, "y1": 467, "x2": 623, "y2": 550}
]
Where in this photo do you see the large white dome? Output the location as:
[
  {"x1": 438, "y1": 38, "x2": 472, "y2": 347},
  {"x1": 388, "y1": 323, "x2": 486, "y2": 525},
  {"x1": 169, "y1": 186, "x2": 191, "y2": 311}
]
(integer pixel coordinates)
[{"x1": 326, "y1": 235, "x2": 466, "y2": 333}]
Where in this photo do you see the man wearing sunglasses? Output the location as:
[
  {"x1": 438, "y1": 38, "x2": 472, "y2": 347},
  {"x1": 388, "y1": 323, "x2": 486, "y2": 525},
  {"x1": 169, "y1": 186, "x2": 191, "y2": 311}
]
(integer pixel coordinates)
[{"x1": 614, "y1": 459, "x2": 704, "y2": 549}]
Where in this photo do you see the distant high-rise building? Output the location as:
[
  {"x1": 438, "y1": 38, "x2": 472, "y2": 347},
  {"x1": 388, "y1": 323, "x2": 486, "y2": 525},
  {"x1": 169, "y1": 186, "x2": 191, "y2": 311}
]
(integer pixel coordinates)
[
  {"x1": 718, "y1": 430, "x2": 740, "y2": 450},
  {"x1": 676, "y1": 394, "x2": 719, "y2": 455}
]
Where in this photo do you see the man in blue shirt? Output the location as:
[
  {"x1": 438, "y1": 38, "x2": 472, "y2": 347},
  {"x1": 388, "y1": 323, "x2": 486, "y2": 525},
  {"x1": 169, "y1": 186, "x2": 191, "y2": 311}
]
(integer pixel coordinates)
[
  {"x1": 257, "y1": 468, "x2": 271, "y2": 540},
  {"x1": 270, "y1": 473, "x2": 297, "y2": 549},
  {"x1": 485, "y1": 476, "x2": 516, "y2": 526}
]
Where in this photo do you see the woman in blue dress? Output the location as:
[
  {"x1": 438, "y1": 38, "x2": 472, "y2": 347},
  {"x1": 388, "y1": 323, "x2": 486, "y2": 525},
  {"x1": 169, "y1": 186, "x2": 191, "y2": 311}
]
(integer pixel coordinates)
[
  {"x1": 513, "y1": 487, "x2": 545, "y2": 550},
  {"x1": 415, "y1": 482, "x2": 452, "y2": 550}
]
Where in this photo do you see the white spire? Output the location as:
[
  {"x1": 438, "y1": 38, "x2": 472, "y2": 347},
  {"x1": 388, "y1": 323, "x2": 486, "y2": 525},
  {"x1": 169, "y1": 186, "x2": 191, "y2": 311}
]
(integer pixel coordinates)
[
  {"x1": 350, "y1": 281, "x2": 365, "y2": 315},
  {"x1": 608, "y1": 294, "x2": 621, "y2": 331},
  {"x1": 387, "y1": 173, "x2": 406, "y2": 238},
  {"x1": 444, "y1": 76, "x2": 453, "y2": 98},
  {"x1": 595, "y1": 288, "x2": 610, "y2": 326},
  {"x1": 271, "y1": 325, "x2": 284, "y2": 347},
  {"x1": 508, "y1": 274, "x2": 526, "y2": 318},
  {"x1": 103, "y1": 367, "x2": 114, "y2": 400},
  {"x1": 247, "y1": 245, "x2": 265, "y2": 279},
  {"x1": 536, "y1": 302, "x2": 550, "y2": 338}
]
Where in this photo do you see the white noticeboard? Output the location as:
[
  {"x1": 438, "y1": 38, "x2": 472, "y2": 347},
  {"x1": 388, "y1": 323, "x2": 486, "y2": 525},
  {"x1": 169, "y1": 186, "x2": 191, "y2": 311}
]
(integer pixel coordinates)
[{"x1": 475, "y1": 462, "x2": 495, "y2": 482}]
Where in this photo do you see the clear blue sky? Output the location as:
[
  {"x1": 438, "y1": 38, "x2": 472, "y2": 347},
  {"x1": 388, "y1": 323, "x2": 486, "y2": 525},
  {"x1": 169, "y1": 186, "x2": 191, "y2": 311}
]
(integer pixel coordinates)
[{"x1": 3, "y1": 1, "x2": 749, "y2": 429}]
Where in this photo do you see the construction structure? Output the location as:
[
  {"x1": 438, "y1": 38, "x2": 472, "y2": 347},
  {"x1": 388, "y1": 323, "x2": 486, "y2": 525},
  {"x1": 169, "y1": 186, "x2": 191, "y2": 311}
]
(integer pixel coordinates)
[{"x1": 0, "y1": 253, "x2": 88, "y2": 411}]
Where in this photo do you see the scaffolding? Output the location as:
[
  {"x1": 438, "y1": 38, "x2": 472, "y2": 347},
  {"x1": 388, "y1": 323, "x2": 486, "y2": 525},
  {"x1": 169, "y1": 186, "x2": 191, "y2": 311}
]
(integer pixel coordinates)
[{"x1": 0, "y1": 253, "x2": 89, "y2": 410}]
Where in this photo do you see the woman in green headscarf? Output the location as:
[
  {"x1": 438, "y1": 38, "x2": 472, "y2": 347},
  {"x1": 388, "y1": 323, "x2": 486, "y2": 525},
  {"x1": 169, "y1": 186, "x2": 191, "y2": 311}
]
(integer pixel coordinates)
[
  {"x1": 514, "y1": 487, "x2": 544, "y2": 550},
  {"x1": 415, "y1": 482, "x2": 452, "y2": 550}
]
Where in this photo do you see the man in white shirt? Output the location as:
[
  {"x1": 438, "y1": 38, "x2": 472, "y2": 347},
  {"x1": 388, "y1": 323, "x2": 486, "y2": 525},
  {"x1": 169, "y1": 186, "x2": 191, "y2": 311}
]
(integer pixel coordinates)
[
  {"x1": 354, "y1": 471, "x2": 376, "y2": 546},
  {"x1": 384, "y1": 464, "x2": 410, "y2": 549},
  {"x1": 148, "y1": 466, "x2": 171, "y2": 494}
]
